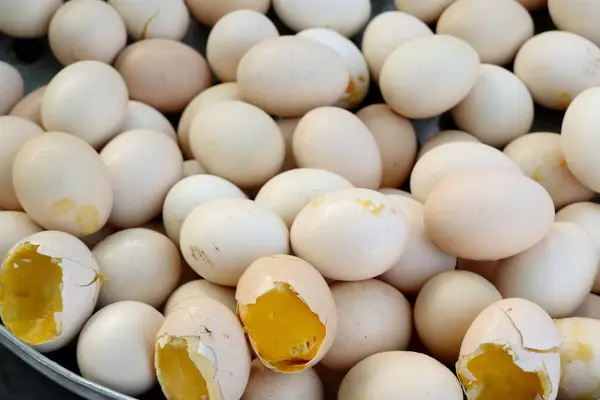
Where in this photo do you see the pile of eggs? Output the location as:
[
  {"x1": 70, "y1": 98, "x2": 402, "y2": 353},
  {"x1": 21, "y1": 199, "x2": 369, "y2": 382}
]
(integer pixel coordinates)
[{"x1": 2, "y1": 0, "x2": 600, "y2": 399}]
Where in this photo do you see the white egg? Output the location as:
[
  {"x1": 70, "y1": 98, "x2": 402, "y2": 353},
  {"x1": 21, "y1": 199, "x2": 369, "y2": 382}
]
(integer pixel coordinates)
[
  {"x1": 0, "y1": 61, "x2": 24, "y2": 116},
  {"x1": 394, "y1": 0, "x2": 456, "y2": 23},
  {"x1": 119, "y1": 100, "x2": 176, "y2": 141},
  {"x1": 163, "y1": 279, "x2": 236, "y2": 316},
  {"x1": 417, "y1": 130, "x2": 480, "y2": 159},
  {"x1": 549, "y1": 0, "x2": 600, "y2": 46},
  {"x1": 0, "y1": 0, "x2": 63, "y2": 38},
  {"x1": 0, "y1": 211, "x2": 43, "y2": 261},
  {"x1": 0, "y1": 231, "x2": 101, "y2": 352}
]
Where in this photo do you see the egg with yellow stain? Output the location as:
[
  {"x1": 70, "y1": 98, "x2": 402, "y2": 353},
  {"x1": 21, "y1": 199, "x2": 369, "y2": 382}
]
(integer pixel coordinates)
[
  {"x1": 0, "y1": 230, "x2": 102, "y2": 353},
  {"x1": 236, "y1": 255, "x2": 337, "y2": 373},
  {"x1": 291, "y1": 188, "x2": 407, "y2": 281},
  {"x1": 155, "y1": 296, "x2": 251, "y2": 400},
  {"x1": 555, "y1": 317, "x2": 600, "y2": 400}
]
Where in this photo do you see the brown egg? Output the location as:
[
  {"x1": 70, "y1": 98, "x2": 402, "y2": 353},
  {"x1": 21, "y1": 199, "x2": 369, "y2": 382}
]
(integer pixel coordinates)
[
  {"x1": 114, "y1": 39, "x2": 212, "y2": 113},
  {"x1": 9, "y1": 86, "x2": 46, "y2": 126},
  {"x1": 186, "y1": 0, "x2": 271, "y2": 27}
]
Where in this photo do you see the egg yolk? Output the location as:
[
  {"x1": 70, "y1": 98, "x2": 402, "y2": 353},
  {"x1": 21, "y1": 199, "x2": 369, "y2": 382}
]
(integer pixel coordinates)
[
  {"x1": 457, "y1": 343, "x2": 551, "y2": 400},
  {"x1": 0, "y1": 243, "x2": 63, "y2": 344},
  {"x1": 238, "y1": 281, "x2": 326, "y2": 372}
]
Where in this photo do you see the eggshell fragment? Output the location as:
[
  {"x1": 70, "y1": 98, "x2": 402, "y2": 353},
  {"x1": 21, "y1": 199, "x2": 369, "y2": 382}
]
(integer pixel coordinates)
[
  {"x1": 0, "y1": 231, "x2": 101, "y2": 352},
  {"x1": 0, "y1": 0, "x2": 63, "y2": 38},
  {"x1": 356, "y1": 104, "x2": 417, "y2": 188},
  {"x1": 379, "y1": 195, "x2": 457, "y2": 295},
  {"x1": 237, "y1": 36, "x2": 349, "y2": 118},
  {"x1": 338, "y1": 351, "x2": 464, "y2": 399},
  {"x1": 504, "y1": 132, "x2": 594, "y2": 209},
  {"x1": 361, "y1": 11, "x2": 433, "y2": 82},
  {"x1": 291, "y1": 188, "x2": 408, "y2": 281},
  {"x1": 514, "y1": 31, "x2": 600, "y2": 110},
  {"x1": 180, "y1": 198, "x2": 289, "y2": 286},
  {"x1": 0, "y1": 62, "x2": 24, "y2": 116},
  {"x1": 115, "y1": 39, "x2": 211, "y2": 113},
  {"x1": 457, "y1": 298, "x2": 561, "y2": 400},
  {"x1": 572, "y1": 294, "x2": 600, "y2": 319},
  {"x1": 182, "y1": 160, "x2": 204, "y2": 177},
  {"x1": 415, "y1": 270, "x2": 501, "y2": 364},
  {"x1": 186, "y1": 0, "x2": 270, "y2": 27},
  {"x1": 394, "y1": 0, "x2": 457, "y2": 23},
  {"x1": 0, "y1": 211, "x2": 43, "y2": 261},
  {"x1": 41, "y1": 61, "x2": 128, "y2": 148},
  {"x1": 9, "y1": 86, "x2": 45, "y2": 126},
  {"x1": 417, "y1": 130, "x2": 480, "y2": 159},
  {"x1": 163, "y1": 174, "x2": 247, "y2": 245},
  {"x1": 13, "y1": 132, "x2": 113, "y2": 237},
  {"x1": 49, "y1": 0, "x2": 127, "y2": 66},
  {"x1": 100, "y1": 129, "x2": 183, "y2": 228},
  {"x1": 293, "y1": 107, "x2": 382, "y2": 189},
  {"x1": 410, "y1": 141, "x2": 522, "y2": 203},
  {"x1": 276, "y1": 118, "x2": 300, "y2": 172},
  {"x1": 273, "y1": 0, "x2": 370, "y2": 37},
  {"x1": 236, "y1": 255, "x2": 337, "y2": 372},
  {"x1": 189, "y1": 101, "x2": 285, "y2": 189},
  {"x1": 119, "y1": 100, "x2": 176, "y2": 141},
  {"x1": 164, "y1": 279, "x2": 236, "y2": 316},
  {"x1": 380, "y1": 35, "x2": 480, "y2": 119},
  {"x1": 424, "y1": 168, "x2": 555, "y2": 260},
  {"x1": 255, "y1": 168, "x2": 354, "y2": 228},
  {"x1": 437, "y1": 0, "x2": 534, "y2": 65},
  {"x1": 155, "y1": 297, "x2": 251, "y2": 400},
  {"x1": 77, "y1": 301, "x2": 164, "y2": 396},
  {"x1": 549, "y1": 0, "x2": 600, "y2": 46}
]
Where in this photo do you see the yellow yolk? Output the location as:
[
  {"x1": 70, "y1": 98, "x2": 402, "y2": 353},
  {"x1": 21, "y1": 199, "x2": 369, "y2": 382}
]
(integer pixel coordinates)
[
  {"x1": 0, "y1": 243, "x2": 63, "y2": 344},
  {"x1": 457, "y1": 343, "x2": 551, "y2": 400},
  {"x1": 238, "y1": 282, "x2": 326, "y2": 372}
]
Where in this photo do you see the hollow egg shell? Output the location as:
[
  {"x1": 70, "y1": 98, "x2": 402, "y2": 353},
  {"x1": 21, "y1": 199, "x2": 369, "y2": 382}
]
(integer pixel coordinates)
[
  {"x1": 236, "y1": 255, "x2": 337, "y2": 373},
  {"x1": 164, "y1": 279, "x2": 236, "y2": 316},
  {"x1": 0, "y1": 230, "x2": 101, "y2": 353},
  {"x1": 155, "y1": 297, "x2": 251, "y2": 400}
]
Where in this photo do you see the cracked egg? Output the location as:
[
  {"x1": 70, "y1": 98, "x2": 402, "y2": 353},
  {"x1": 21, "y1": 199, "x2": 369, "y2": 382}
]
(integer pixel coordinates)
[
  {"x1": 457, "y1": 298, "x2": 561, "y2": 400},
  {"x1": 155, "y1": 296, "x2": 251, "y2": 400},
  {"x1": 0, "y1": 230, "x2": 102, "y2": 353},
  {"x1": 235, "y1": 255, "x2": 337, "y2": 373}
]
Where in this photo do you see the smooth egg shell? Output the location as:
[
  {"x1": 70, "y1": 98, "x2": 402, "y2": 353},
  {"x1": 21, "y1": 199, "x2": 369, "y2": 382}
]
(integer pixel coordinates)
[
  {"x1": 163, "y1": 279, "x2": 236, "y2": 316},
  {"x1": 394, "y1": 0, "x2": 456, "y2": 23},
  {"x1": 549, "y1": 0, "x2": 600, "y2": 46},
  {"x1": 9, "y1": 85, "x2": 45, "y2": 126},
  {"x1": 0, "y1": 211, "x2": 43, "y2": 261},
  {"x1": 0, "y1": 0, "x2": 63, "y2": 38},
  {"x1": 0, "y1": 62, "x2": 24, "y2": 115},
  {"x1": 119, "y1": 100, "x2": 176, "y2": 141},
  {"x1": 186, "y1": 0, "x2": 270, "y2": 27}
]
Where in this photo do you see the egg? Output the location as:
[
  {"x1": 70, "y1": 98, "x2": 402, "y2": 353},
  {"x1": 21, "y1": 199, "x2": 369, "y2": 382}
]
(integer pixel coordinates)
[
  {"x1": 417, "y1": 130, "x2": 480, "y2": 159},
  {"x1": 292, "y1": 107, "x2": 382, "y2": 189},
  {"x1": 572, "y1": 294, "x2": 600, "y2": 319},
  {"x1": 0, "y1": 230, "x2": 101, "y2": 352},
  {"x1": 297, "y1": 28, "x2": 370, "y2": 109},
  {"x1": 164, "y1": 279, "x2": 236, "y2": 316},
  {"x1": 457, "y1": 298, "x2": 561, "y2": 400},
  {"x1": 243, "y1": 359, "x2": 324, "y2": 400},
  {"x1": 182, "y1": 160, "x2": 205, "y2": 177},
  {"x1": 410, "y1": 141, "x2": 522, "y2": 203},
  {"x1": 254, "y1": 168, "x2": 354, "y2": 228},
  {"x1": 456, "y1": 258, "x2": 501, "y2": 283},
  {"x1": 361, "y1": 11, "x2": 433, "y2": 82},
  {"x1": 291, "y1": 188, "x2": 408, "y2": 281},
  {"x1": 424, "y1": 168, "x2": 555, "y2": 260},
  {"x1": 504, "y1": 132, "x2": 595, "y2": 208},
  {"x1": 394, "y1": 0, "x2": 457, "y2": 23},
  {"x1": 236, "y1": 36, "x2": 349, "y2": 118},
  {"x1": 13, "y1": 132, "x2": 113, "y2": 237},
  {"x1": 437, "y1": 0, "x2": 534, "y2": 65},
  {"x1": 356, "y1": 104, "x2": 417, "y2": 188},
  {"x1": 236, "y1": 255, "x2": 337, "y2": 372},
  {"x1": 320, "y1": 279, "x2": 412, "y2": 371},
  {"x1": 379, "y1": 195, "x2": 457, "y2": 295},
  {"x1": 414, "y1": 270, "x2": 501, "y2": 364},
  {"x1": 555, "y1": 317, "x2": 600, "y2": 399},
  {"x1": 92, "y1": 228, "x2": 181, "y2": 308},
  {"x1": 186, "y1": 0, "x2": 270, "y2": 27},
  {"x1": 276, "y1": 118, "x2": 300, "y2": 172},
  {"x1": 77, "y1": 301, "x2": 164, "y2": 396},
  {"x1": 119, "y1": 100, "x2": 176, "y2": 142},
  {"x1": 114, "y1": 39, "x2": 212, "y2": 113},
  {"x1": 0, "y1": 0, "x2": 63, "y2": 38},
  {"x1": 177, "y1": 83, "x2": 243, "y2": 160},
  {"x1": 549, "y1": 0, "x2": 600, "y2": 46},
  {"x1": 155, "y1": 297, "x2": 251, "y2": 400},
  {"x1": 41, "y1": 60, "x2": 128, "y2": 148},
  {"x1": 0, "y1": 212, "x2": 43, "y2": 261},
  {"x1": 338, "y1": 351, "x2": 464, "y2": 399},
  {"x1": 9, "y1": 85, "x2": 45, "y2": 126},
  {"x1": 0, "y1": 61, "x2": 24, "y2": 116},
  {"x1": 514, "y1": 31, "x2": 600, "y2": 110},
  {"x1": 555, "y1": 202, "x2": 600, "y2": 293},
  {"x1": 100, "y1": 129, "x2": 183, "y2": 228},
  {"x1": 516, "y1": 0, "x2": 547, "y2": 10},
  {"x1": 48, "y1": 0, "x2": 127, "y2": 66},
  {"x1": 207, "y1": 10, "x2": 279, "y2": 83},
  {"x1": 180, "y1": 198, "x2": 289, "y2": 286},
  {"x1": 380, "y1": 35, "x2": 480, "y2": 119},
  {"x1": 107, "y1": 0, "x2": 189, "y2": 41},
  {"x1": 272, "y1": 0, "x2": 370, "y2": 37},
  {"x1": 0, "y1": 116, "x2": 44, "y2": 210},
  {"x1": 189, "y1": 101, "x2": 285, "y2": 189},
  {"x1": 163, "y1": 174, "x2": 247, "y2": 245},
  {"x1": 451, "y1": 64, "x2": 534, "y2": 147}
]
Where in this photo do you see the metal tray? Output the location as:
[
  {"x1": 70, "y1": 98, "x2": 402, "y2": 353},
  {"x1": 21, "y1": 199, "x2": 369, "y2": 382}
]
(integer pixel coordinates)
[{"x1": 0, "y1": 1, "x2": 565, "y2": 399}]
